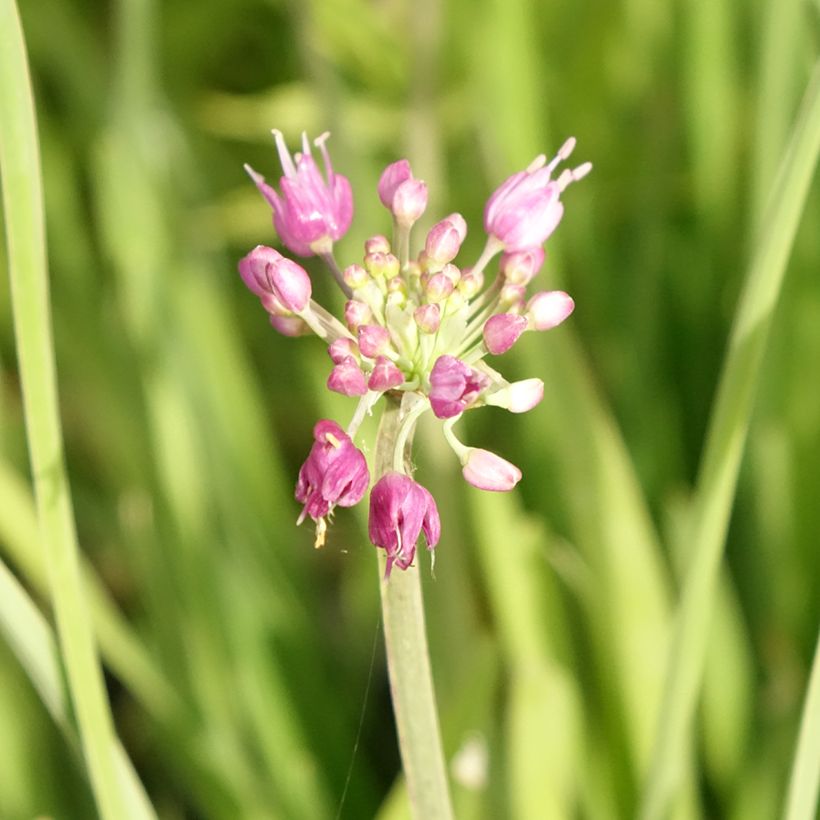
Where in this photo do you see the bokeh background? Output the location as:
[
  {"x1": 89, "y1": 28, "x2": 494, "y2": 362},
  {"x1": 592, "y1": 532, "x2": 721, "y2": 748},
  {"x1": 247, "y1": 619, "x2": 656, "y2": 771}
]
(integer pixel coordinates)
[{"x1": 1, "y1": 0, "x2": 819, "y2": 817}]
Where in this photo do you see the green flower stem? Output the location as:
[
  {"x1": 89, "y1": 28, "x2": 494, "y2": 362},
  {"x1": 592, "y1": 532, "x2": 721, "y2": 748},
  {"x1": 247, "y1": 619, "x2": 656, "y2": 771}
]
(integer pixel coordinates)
[
  {"x1": 373, "y1": 395, "x2": 454, "y2": 820},
  {"x1": 783, "y1": 629, "x2": 820, "y2": 820},
  {"x1": 0, "y1": 3, "x2": 147, "y2": 818},
  {"x1": 639, "y1": 58, "x2": 820, "y2": 820}
]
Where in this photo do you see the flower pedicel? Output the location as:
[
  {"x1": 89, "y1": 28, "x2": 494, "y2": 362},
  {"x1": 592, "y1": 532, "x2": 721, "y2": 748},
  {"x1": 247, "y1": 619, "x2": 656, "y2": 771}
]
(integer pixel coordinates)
[{"x1": 239, "y1": 131, "x2": 590, "y2": 575}]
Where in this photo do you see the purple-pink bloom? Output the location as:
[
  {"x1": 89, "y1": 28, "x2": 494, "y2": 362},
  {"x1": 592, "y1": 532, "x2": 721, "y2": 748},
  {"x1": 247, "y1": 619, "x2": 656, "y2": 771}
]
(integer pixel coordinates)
[
  {"x1": 369, "y1": 472, "x2": 440, "y2": 576},
  {"x1": 461, "y1": 448, "x2": 522, "y2": 491},
  {"x1": 483, "y1": 313, "x2": 528, "y2": 355},
  {"x1": 245, "y1": 131, "x2": 353, "y2": 257},
  {"x1": 295, "y1": 420, "x2": 369, "y2": 524},
  {"x1": 429, "y1": 355, "x2": 490, "y2": 418},
  {"x1": 327, "y1": 356, "x2": 368, "y2": 396},
  {"x1": 368, "y1": 356, "x2": 404, "y2": 391}
]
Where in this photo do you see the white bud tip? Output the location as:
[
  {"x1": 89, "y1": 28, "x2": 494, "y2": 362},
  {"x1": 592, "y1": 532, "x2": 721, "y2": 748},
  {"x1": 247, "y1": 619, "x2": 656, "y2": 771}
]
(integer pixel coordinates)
[
  {"x1": 526, "y1": 154, "x2": 548, "y2": 173},
  {"x1": 557, "y1": 136, "x2": 577, "y2": 161},
  {"x1": 244, "y1": 163, "x2": 264, "y2": 183}
]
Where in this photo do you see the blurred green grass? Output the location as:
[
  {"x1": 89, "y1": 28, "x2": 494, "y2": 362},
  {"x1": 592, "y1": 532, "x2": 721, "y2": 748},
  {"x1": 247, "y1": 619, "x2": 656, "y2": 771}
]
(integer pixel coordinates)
[{"x1": 1, "y1": 0, "x2": 818, "y2": 817}]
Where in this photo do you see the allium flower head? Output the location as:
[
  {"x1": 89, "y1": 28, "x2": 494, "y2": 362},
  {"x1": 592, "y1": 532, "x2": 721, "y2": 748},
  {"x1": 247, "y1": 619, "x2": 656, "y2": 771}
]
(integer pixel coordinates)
[
  {"x1": 245, "y1": 131, "x2": 353, "y2": 257},
  {"x1": 240, "y1": 131, "x2": 589, "y2": 569}
]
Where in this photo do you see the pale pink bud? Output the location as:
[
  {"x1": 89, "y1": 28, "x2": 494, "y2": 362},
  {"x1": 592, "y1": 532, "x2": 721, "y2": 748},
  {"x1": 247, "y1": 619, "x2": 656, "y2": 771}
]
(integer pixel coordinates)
[
  {"x1": 486, "y1": 378, "x2": 544, "y2": 413},
  {"x1": 368, "y1": 356, "x2": 405, "y2": 391},
  {"x1": 458, "y1": 269, "x2": 484, "y2": 299},
  {"x1": 343, "y1": 264, "x2": 369, "y2": 289},
  {"x1": 462, "y1": 448, "x2": 522, "y2": 491},
  {"x1": 500, "y1": 283, "x2": 527, "y2": 310},
  {"x1": 443, "y1": 212, "x2": 467, "y2": 242},
  {"x1": 483, "y1": 313, "x2": 528, "y2": 355},
  {"x1": 327, "y1": 356, "x2": 368, "y2": 396},
  {"x1": 357, "y1": 324, "x2": 391, "y2": 358},
  {"x1": 369, "y1": 472, "x2": 440, "y2": 576},
  {"x1": 365, "y1": 235, "x2": 391, "y2": 254},
  {"x1": 269, "y1": 314, "x2": 311, "y2": 337},
  {"x1": 424, "y1": 218, "x2": 464, "y2": 266},
  {"x1": 526, "y1": 290, "x2": 575, "y2": 330},
  {"x1": 392, "y1": 179, "x2": 428, "y2": 226},
  {"x1": 414, "y1": 303, "x2": 441, "y2": 333},
  {"x1": 501, "y1": 248, "x2": 545, "y2": 285},
  {"x1": 378, "y1": 160, "x2": 413, "y2": 208},
  {"x1": 328, "y1": 337, "x2": 359, "y2": 363},
  {"x1": 441, "y1": 264, "x2": 461, "y2": 286},
  {"x1": 425, "y1": 272, "x2": 455, "y2": 303},
  {"x1": 344, "y1": 299, "x2": 372, "y2": 330}
]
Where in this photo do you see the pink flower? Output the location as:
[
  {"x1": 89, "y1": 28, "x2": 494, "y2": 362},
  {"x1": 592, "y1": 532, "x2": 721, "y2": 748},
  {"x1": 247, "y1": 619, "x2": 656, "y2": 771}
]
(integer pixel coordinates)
[
  {"x1": 369, "y1": 472, "x2": 440, "y2": 576},
  {"x1": 483, "y1": 313, "x2": 528, "y2": 355},
  {"x1": 429, "y1": 355, "x2": 490, "y2": 418},
  {"x1": 461, "y1": 448, "x2": 522, "y2": 491},
  {"x1": 295, "y1": 420, "x2": 370, "y2": 529},
  {"x1": 245, "y1": 131, "x2": 353, "y2": 257},
  {"x1": 484, "y1": 138, "x2": 588, "y2": 253}
]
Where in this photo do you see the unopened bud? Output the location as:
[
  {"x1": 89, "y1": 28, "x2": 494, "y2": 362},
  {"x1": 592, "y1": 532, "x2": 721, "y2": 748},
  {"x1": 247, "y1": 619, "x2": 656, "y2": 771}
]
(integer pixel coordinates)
[{"x1": 526, "y1": 290, "x2": 575, "y2": 330}]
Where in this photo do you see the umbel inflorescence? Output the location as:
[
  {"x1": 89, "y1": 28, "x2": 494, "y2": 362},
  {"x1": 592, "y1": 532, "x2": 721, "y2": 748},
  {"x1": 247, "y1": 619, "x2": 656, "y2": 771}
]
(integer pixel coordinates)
[{"x1": 239, "y1": 130, "x2": 590, "y2": 576}]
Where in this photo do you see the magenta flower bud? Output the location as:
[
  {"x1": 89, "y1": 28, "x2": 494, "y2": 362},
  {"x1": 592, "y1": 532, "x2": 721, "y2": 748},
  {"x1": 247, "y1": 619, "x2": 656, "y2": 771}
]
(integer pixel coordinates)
[
  {"x1": 245, "y1": 131, "x2": 353, "y2": 257},
  {"x1": 344, "y1": 299, "x2": 372, "y2": 331},
  {"x1": 239, "y1": 246, "x2": 312, "y2": 313},
  {"x1": 365, "y1": 235, "x2": 391, "y2": 254},
  {"x1": 269, "y1": 314, "x2": 311, "y2": 337},
  {"x1": 369, "y1": 472, "x2": 440, "y2": 576},
  {"x1": 343, "y1": 264, "x2": 369, "y2": 289},
  {"x1": 501, "y1": 248, "x2": 545, "y2": 285},
  {"x1": 429, "y1": 355, "x2": 490, "y2": 419},
  {"x1": 268, "y1": 257, "x2": 312, "y2": 313},
  {"x1": 526, "y1": 290, "x2": 575, "y2": 330},
  {"x1": 378, "y1": 159, "x2": 413, "y2": 209},
  {"x1": 425, "y1": 272, "x2": 455, "y2": 304},
  {"x1": 238, "y1": 245, "x2": 283, "y2": 297},
  {"x1": 328, "y1": 337, "x2": 359, "y2": 364},
  {"x1": 461, "y1": 448, "x2": 522, "y2": 492},
  {"x1": 368, "y1": 356, "x2": 404, "y2": 391},
  {"x1": 327, "y1": 356, "x2": 368, "y2": 396},
  {"x1": 392, "y1": 179, "x2": 429, "y2": 227},
  {"x1": 424, "y1": 219, "x2": 464, "y2": 266},
  {"x1": 357, "y1": 324, "x2": 391, "y2": 358},
  {"x1": 296, "y1": 419, "x2": 370, "y2": 526},
  {"x1": 483, "y1": 313, "x2": 528, "y2": 355},
  {"x1": 414, "y1": 303, "x2": 441, "y2": 334}
]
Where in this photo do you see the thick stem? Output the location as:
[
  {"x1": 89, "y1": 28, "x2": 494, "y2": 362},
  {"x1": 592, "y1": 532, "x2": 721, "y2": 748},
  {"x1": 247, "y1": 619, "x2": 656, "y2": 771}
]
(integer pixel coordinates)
[{"x1": 373, "y1": 396, "x2": 454, "y2": 820}]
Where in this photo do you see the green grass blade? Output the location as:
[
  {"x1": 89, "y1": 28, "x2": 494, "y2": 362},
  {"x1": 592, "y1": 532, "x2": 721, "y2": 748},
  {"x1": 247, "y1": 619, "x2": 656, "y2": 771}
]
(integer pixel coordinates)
[
  {"x1": 0, "y1": 2, "x2": 153, "y2": 817},
  {"x1": 783, "y1": 629, "x2": 820, "y2": 820},
  {"x1": 639, "y1": 58, "x2": 820, "y2": 820}
]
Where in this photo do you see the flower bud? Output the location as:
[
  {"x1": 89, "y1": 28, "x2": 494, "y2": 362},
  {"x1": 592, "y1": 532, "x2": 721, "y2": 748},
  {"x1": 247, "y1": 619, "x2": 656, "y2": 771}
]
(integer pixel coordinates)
[
  {"x1": 526, "y1": 291, "x2": 575, "y2": 330},
  {"x1": 368, "y1": 356, "x2": 405, "y2": 391},
  {"x1": 485, "y1": 378, "x2": 544, "y2": 413},
  {"x1": 501, "y1": 248, "x2": 545, "y2": 285},
  {"x1": 424, "y1": 218, "x2": 464, "y2": 267},
  {"x1": 458, "y1": 269, "x2": 483, "y2": 299},
  {"x1": 378, "y1": 160, "x2": 413, "y2": 208},
  {"x1": 414, "y1": 303, "x2": 441, "y2": 334},
  {"x1": 239, "y1": 245, "x2": 312, "y2": 313},
  {"x1": 344, "y1": 299, "x2": 372, "y2": 331},
  {"x1": 392, "y1": 179, "x2": 428, "y2": 227},
  {"x1": 365, "y1": 235, "x2": 391, "y2": 254},
  {"x1": 483, "y1": 313, "x2": 528, "y2": 355},
  {"x1": 499, "y1": 283, "x2": 527, "y2": 310},
  {"x1": 269, "y1": 314, "x2": 311, "y2": 337},
  {"x1": 327, "y1": 356, "x2": 368, "y2": 396},
  {"x1": 429, "y1": 355, "x2": 489, "y2": 418},
  {"x1": 328, "y1": 337, "x2": 359, "y2": 364},
  {"x1": 425, "y1": 272, "x2": 455, "y2": 303},
  {"x1": 461, "y1": 448, "x2": 522, "y2": 491},
  {"x1": 357, "y1": 324, "x2": 391, "y2": 358},
  {"x1": 343, "y1": 263, "x2": 369, "y2": 289}
]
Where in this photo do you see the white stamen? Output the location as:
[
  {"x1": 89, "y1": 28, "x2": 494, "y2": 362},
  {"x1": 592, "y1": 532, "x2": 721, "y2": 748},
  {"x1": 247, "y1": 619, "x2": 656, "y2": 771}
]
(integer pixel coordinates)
[
  {"x1": 314, "y1": 517, "x2": 327, "y2": 549},
  {"x1": 571, "y1": 161, "x2": 593, "y2": 181},
  {"x1": 325, "y1": 432, "x2": 342, "y2": 448},
  {"x1": 526, "y1": 154, "x2": 547, "y2": 174}
]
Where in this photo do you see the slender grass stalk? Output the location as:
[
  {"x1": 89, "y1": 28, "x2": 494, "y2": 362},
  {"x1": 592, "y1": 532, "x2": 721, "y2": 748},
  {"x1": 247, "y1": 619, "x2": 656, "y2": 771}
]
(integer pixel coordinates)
[
  {"x1": 639, "y1": 59, "x2": 820, "y2": 820},
  {"x1": 0, "y1": 558, "x2": 156, "y2": 819},
  {"x1": 0, "y1": 3, "x2": 151, "y2": 817},
  {"x1": 373, "y1": 396, "x2": 454, "y2": 820},
  {"x1": 783, "y1": 629, "x2": 820, "y2": 820}
]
